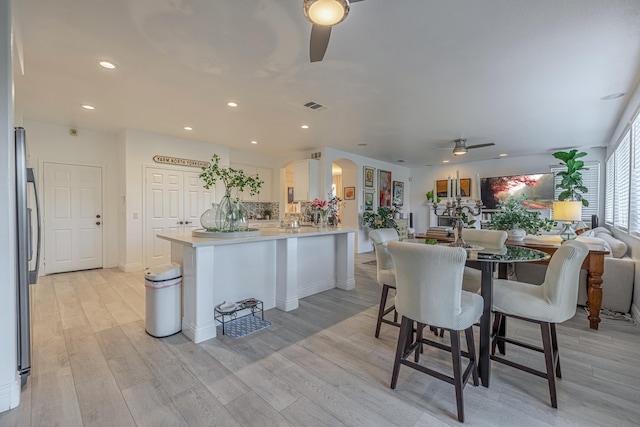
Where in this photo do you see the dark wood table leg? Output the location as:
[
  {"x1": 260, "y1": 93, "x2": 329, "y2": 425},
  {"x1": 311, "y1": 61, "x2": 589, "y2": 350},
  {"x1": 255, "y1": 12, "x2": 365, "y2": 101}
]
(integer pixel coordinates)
[
  {"x1": 587, "y1": 252, "x2": 604, "y2": 330},
  {"x1": 479, "y1": 262, "x2": 494, "y2": 388}
]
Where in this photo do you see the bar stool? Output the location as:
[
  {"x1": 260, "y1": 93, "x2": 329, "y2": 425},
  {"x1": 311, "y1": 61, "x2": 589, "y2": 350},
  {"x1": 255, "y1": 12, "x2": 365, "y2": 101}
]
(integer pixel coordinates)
[
  {"x1": 387, "y1": 241, "x2": 483, "y2": 422},
  {"x1": 369, "y1": 228, "x2": 400, "y2": 337},
  {"x1": 461, "y1": 229, "x2": 508, "y2": 293}
]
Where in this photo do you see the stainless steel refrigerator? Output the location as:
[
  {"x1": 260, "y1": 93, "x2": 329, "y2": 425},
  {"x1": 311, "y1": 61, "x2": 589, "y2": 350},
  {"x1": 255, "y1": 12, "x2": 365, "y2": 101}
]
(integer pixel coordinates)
[{"x1": 15, "y1": 127, "x2": 41, "y2": 385}]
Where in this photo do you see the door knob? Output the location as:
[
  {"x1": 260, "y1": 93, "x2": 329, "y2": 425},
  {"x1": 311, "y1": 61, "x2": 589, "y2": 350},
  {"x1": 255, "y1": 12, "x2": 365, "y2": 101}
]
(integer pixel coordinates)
[
  {"x1": 178, "y1": 221, "x2": 184, "y2": 225},
  {"x1": 96, "y1": 214, "x2": 101, "y2": 218},
  {"x1": 185, "y1": 221, "x2": 192, "y2": 224},
  {"x1": 96, "y1": 221, "x2": 101, "y2": 225}
]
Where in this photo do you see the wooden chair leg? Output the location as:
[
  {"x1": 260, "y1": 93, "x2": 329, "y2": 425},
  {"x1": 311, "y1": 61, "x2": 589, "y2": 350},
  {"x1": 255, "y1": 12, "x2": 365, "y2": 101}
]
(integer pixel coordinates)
[
  {"x1": 550, "y1": 323, "x2": 562, "y2": 378},
  {"x1": 391, "y1": 316, "x2": 412, "y2": 389},
  {"x1": 491, "y1": 313, "x2": 502, "y2": 355},
  {"x1": 415, "y1": 323, "x2": 424, "y2": 362},
  {"x1": 375, "y1": 284, "x2": 391, "y2": 338},
  {"x1": 450, "y1": 330, "x2": 465, "y2": 422},
  {"x1": 465, "y1": 326, "x2": 479, "y2": 386},
  {"x1": 540, "y1": 322, "x2": 558, "y2": 409},
  {"x1": 498, "y1": 315, "x2": 507, "y2": 355}
]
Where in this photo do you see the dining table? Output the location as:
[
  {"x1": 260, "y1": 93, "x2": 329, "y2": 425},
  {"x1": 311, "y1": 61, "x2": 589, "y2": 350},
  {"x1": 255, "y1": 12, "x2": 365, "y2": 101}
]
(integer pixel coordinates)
[{"x1": 408, "y1": 239, "x2": 550, "y2": 387}]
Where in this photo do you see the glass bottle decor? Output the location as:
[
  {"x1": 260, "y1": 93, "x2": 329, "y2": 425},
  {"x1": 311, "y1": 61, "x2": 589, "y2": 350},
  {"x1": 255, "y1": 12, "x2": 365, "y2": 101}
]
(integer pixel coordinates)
[
  {"x1": 215, "y1": 193, "x2": 249, "y2": 232},
  {"x1": 200, "y1": 203, "x2": 219, "y2": 231}
]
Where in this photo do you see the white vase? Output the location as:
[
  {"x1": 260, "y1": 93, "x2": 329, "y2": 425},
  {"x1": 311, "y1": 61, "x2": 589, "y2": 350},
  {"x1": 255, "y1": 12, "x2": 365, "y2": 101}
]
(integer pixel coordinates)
[{"x1": 507, "y1": 229, "x2": 526, "y2": 241}]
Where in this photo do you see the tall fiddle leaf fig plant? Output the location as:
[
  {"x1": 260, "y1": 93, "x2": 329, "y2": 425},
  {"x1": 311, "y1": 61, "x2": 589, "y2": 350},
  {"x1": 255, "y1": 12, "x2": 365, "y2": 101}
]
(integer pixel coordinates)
[{"x1": 552, "y1": 149, "x2": 589, "y2": 207}]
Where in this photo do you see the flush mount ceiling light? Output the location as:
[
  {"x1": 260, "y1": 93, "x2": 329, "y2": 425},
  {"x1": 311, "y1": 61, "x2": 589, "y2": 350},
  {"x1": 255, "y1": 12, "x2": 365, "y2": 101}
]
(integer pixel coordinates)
[
  {"x1": 82, "y1": 104, "x2": 95, "y2": 110},
  {"x1": 227, "y1": 101, "x2": 238, "y2": 107},
  {"x1": 184, "y1": 126, "x2": 193, "y2": 131},
  {"x1": 99, "y1": 61, "x2": 116, "y2": 69},
  {"x1": 251, "y1": 140, "x2": 258, "y2": 145},
  {"x1": 303, "y1": 0, "x2": 350, "y2": 26},
  {"x1": 301, "y1": 124, "x2": 309, "y2": 129}
]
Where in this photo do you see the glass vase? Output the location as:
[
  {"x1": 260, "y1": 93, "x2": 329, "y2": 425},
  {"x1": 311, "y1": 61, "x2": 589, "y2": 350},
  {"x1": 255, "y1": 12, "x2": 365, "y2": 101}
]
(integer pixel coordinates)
[
  {"x1": 216, "y1": 194, "x2": 248, "y2": 232},
  {"x1": 200, "y1": 203, "x2": 219, "y2": 231}
]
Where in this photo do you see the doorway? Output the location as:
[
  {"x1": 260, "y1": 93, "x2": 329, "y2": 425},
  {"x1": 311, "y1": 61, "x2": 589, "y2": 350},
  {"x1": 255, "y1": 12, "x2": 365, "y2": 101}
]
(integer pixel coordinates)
[
  {"x1": 332, "y1": 158, "x2": 359, "y2": 250},
  {"x1": 144, "y1": 167, "x2": 214, "y2": 268},
  {"x1": 43, "y1": 162, "x2": 103, "y2": 274}
]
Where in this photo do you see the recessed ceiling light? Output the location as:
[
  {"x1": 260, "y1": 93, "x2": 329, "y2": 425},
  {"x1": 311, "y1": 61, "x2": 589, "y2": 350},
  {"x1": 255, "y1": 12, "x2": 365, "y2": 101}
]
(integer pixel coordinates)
[
  {"x1": 397, "y1": 160, "x2": 406, "y2": 163},
  {"x1": 227, "y1": 102, "x2": 238, "y2": 107},
  {"x1": 600, "y1": 93, "x2": 625, "y2": 100},
  {"x1": 443, "y1": 160, "x2": 450, "y2": 163},
  {"x1": 82, "y1": 104, "x2": 95, "y2": 110},
  {"x1": 251, "y1": 140, "x2": 258, "y2": 144},
  {"x1": 357, "y1": 143, "x2": 367, "y2": 146},
  {"x1": 301, "y1": 125, "x2": 309, "y2": 129},
  {"x1": 499, "y1": 153, "x2": 508, "y2": 157},
  {"x1": 99, "y1": 61, "x2": 116, "y2": 69},
  {"x1": 184, "y1": 126, "x2": 193, "y2": 131}
]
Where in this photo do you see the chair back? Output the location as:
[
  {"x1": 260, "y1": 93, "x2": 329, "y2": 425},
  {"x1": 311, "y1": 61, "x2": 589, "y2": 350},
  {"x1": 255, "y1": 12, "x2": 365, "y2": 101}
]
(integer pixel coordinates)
[
  {"x1": 462, "y1": 229, "x2": 507, "y2": 248},
  {"x1": 388, "y1": 241, "x2": 467, "y2": 329},
  {"x1": 369, "y1": 228, "x2": 399, "y2": 271},
  {"x1": 542, "y1": 240, "x2": 589, "y2": 322}
]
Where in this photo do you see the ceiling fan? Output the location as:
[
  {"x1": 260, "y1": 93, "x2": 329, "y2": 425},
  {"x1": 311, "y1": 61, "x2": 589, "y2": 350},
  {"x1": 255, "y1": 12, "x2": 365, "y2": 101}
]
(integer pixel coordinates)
[
  {"x1": 303, "y1": 0, "x2": 365, "y2": 62},
  {"x1": 452, "y1": 138, "x2": 495, "y2": 156}
]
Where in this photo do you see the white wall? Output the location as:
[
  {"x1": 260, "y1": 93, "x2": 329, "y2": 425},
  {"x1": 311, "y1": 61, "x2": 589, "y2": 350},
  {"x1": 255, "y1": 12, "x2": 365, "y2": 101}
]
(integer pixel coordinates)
[
  {"x1": 121, "y1": 129, "x2": 229, "y2": 271},
  {"x1": 408, "y1": 149, "x2": 606, "y2": 236},
  {"x1": 0, "y1": 0, "x2": 20, "y2": 411},
  {"x1": 323, "y1": 147, "x2": 411, "y2": 253},
  {"x1": 25, "y1": 120, "x2": 120, "y2": 270}
]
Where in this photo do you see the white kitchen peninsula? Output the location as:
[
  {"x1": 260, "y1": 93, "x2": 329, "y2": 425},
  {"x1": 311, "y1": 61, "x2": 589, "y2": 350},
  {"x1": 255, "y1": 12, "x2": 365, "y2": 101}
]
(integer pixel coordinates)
[{"x1": 158, "y1": 227, "x2": 355, "y2": 343}]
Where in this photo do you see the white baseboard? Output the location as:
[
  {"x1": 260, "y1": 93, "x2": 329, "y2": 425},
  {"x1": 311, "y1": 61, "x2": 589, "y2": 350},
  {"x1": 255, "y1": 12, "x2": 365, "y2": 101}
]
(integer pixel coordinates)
[
  {"x1": 119, "y1": 262, "x2": 145, "y2": 273},
  {"x1": 631, "y1": 304, "x2": 640, "y2": 325},
  {"x1": 181, "y1": 318, "x2": 217, "y2": 344},
  {"x1": 0, "y1": 376, "x2": 20, "y2": 412},
  {"x1": 298, "y1": 279, "x2": 335, "y2": 299}
]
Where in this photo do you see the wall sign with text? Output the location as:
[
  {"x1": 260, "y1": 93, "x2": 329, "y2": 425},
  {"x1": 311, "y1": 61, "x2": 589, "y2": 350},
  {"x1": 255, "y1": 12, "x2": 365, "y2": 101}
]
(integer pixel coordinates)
[{"x1": 153, "y1": 155, "x2": 211, "y2": 168}]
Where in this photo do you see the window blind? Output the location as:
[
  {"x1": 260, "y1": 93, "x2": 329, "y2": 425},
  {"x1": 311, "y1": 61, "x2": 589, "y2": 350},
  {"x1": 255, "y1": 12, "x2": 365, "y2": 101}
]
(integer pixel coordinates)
[
  {"x1": 605, "y1": 156, "x2": 614, "y2": 225},
  {"x1": 552, "y1": 162, "x2": 600, "y2": 223},
  {"x1": 630, "y1": 115, "x2": 640, "y2": 235},
  {"x1": 614, "y1": 131, "x2": 630, "y2": 230}
]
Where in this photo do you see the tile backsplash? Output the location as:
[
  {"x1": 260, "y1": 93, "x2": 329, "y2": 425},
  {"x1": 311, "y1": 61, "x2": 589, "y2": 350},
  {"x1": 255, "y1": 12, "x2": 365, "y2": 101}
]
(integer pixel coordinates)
[{"x1": 243, "y1": 202, "x2": 279, "y2": 219}]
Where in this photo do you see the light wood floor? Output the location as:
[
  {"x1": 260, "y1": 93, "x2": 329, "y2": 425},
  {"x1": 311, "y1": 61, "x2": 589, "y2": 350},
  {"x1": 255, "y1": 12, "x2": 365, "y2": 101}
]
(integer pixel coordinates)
[{"x1": 2, "y1": 252, "x2": 640, "y2": 426}]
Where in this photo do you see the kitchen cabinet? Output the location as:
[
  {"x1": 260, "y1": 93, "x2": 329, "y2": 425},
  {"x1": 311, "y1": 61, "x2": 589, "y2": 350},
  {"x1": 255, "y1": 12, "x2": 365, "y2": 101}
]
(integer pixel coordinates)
[
  {"x1": 230, "y1": 163, "x2": 273, "y2": 202},
  {"x1": 293, "y1": 159, "x2": 320, "y2": 201}
]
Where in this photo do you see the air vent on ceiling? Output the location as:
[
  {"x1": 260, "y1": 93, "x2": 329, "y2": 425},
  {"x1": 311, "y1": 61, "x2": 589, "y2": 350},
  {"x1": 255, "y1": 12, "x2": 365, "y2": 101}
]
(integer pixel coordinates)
[
  {"x1": 311, "y1": 152, "x2": 322, "y2": 159},
  {"x1": 303, "y1": 101, "x2": 328, "y2": 111}
]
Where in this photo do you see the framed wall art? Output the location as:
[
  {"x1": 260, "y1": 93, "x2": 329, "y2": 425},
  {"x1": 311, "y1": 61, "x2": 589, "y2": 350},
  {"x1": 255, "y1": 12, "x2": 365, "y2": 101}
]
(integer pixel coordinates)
[
  {"x1": 364, "y1": 166, "x2": 375, "y2": 189},
  {"x1": 392, "y1": 181, "x2": 404, "y2": 206},
  {"x1": 287, "y1": 187, "x2": 294, "y2": 203},
  {"x1": 344, "y1": 186, "x2": 355, "y2": 200},
  {"x1": 436, "y1": 178, "x2": 472, "y2": 198},
  {"x1": 364, "y1": 191, "x2": 374, "y2": 211},
  {"x1": 378, "y1": 170, "x2": 392, "y2": 207}
]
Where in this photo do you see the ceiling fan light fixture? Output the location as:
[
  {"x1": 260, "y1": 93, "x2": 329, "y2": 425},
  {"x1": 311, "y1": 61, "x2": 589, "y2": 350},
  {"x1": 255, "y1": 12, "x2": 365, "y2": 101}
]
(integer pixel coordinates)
[
  {"x1": 453, "y1": 147, "x2": 467, "y2": 155},
  {"x1": 304, "y1": 0, "x2": 350, "y2": 26}
]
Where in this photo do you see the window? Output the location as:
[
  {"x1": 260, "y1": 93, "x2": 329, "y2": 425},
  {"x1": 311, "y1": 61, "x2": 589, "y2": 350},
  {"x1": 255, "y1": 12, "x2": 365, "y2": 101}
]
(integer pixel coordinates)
[
  {"x1": 614, "y1": 132, "x2": 630, "y2": 230},
  {"x1": 630, "y1": 115, "x2": 640, "y2": 235},
  {"x1": 605, "y1": 156, "x2": 614, "y2": 225},
  {"x1": 552, "y1": 162, "x2": 600, "y2": 223}
]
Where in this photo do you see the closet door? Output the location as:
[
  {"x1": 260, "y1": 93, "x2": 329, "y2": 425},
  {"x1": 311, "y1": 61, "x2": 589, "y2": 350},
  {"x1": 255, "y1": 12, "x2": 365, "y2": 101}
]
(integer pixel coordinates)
[{"x1": 183, "y1": 171, "x2": 214, "y2": 233}]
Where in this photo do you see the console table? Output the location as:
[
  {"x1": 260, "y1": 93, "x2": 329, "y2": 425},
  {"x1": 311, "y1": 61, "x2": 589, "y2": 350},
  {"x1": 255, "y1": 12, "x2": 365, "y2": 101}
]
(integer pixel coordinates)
[{"x1": 417, "y1": 232, "x2": 609, "y2": 330}]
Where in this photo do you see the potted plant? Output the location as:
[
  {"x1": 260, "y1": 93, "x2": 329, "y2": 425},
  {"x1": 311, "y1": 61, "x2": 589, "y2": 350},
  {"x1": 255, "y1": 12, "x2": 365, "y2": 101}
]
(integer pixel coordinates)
[
  {"x1": 199, "y1": 154, "x2": 264, "y2": 231},
  {"x1": 553, "y1": 149, "x2": 589, "y2": 206},
  {"x1": 362, "y1": 206, "x2": 398, "y2": 231},
  {"x1": 262, "y1": 208, "x2": 272, "y2": 220},
  {"x1": 485, "y1": 194, "x2": 554, "y2": 240},
  {"x1": 426, "y1": 190, "x2": 441, "y2": 203}
]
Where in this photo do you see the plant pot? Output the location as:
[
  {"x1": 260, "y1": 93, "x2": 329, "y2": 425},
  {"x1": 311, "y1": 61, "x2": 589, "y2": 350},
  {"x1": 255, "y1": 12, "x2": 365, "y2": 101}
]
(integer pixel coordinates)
[{"x1": 507, "y1": 229, "x2": 526, "y2": 241}]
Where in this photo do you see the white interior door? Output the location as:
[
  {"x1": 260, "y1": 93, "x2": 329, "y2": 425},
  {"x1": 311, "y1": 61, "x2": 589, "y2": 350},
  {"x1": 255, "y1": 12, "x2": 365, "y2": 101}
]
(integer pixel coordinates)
[
  {"x1": 145, "y1": 168, "x2": 184, "y2": 268},
  {"x1": 43, "y1": 163, "x2": 103, "y2": 274},
  {"x1": 184, "y1": 171, "x2": 214, "y2": 233}
]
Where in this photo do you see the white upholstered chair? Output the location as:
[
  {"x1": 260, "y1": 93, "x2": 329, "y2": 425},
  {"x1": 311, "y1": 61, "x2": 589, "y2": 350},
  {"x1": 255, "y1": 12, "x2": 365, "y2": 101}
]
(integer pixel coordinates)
[
  {"x1": 387, "y1": 241, "x2": 483, "y2": 422},
  {"x1": 461, "y1": 229, "x2": 508, "y2": 293},
  {"x1": 369, "y1": 228, "x2": 400, "y2": 337},
  {"x1": 490, "y1": 240, "x2": 588, "y2": 408}
]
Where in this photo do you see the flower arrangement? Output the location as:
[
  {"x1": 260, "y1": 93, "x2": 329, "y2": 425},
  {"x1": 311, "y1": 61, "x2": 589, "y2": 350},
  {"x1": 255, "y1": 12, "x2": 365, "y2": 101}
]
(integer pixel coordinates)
[
  {"x1": 311, "y1": 197, "x2": 329, "y2": 225},
  {"x1": 485, "y1": 194, "x2": 555, "y2": 235},
  {"x1": 362, "y1": 206, "x2": 398, "y2": 231},
  {"x1": 327, "y1": 193, "x2": 342, "y2": 224},
  {"x1": 199, "y1": 154, "x2": 264, "y2": 197}
]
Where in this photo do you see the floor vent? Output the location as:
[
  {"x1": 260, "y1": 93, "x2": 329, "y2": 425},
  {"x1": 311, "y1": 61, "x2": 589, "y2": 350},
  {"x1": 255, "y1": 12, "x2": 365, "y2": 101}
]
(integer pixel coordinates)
[{"x1": 303, "y1": 101, "x2": 327, "y2": 111}]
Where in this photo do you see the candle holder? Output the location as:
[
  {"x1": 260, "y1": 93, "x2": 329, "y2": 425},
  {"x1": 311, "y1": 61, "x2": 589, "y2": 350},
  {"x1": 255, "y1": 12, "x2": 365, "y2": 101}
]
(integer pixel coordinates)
[{"x1": 432, "y1": 195, "x2": 483, "y2": 247}]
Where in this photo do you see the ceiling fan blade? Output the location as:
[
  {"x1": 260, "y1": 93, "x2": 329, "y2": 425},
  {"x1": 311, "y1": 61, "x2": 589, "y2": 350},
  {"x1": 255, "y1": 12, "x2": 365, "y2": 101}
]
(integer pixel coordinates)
[
  {"x1": 467, "y1": 143, "x2": 496, "y2": 150},
  {"x1": 310, "y1": 24, "x2": 332, "y2": 62},
  {"x1": 350, "y1": 0, "x2": 365, "y2": 2}
]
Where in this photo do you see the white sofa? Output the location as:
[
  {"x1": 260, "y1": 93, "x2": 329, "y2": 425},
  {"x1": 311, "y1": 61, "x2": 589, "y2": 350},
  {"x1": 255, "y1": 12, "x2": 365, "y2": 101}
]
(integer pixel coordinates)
[{"x1": 513, "y1": 227, "x2": 635, "y2": 314}]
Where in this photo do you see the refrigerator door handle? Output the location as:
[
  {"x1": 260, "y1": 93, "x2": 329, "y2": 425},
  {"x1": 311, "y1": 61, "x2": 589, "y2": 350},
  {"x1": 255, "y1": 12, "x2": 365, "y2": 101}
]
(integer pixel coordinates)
[{"x1": 27, "y1": 168, "x2": 41, "y2": 284}]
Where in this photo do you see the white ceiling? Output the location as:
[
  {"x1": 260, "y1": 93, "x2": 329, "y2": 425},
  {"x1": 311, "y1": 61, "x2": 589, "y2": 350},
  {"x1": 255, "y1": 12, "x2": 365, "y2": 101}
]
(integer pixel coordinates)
[{"x1": 13, "y1": 0, "x2": 640, "y2": 167}]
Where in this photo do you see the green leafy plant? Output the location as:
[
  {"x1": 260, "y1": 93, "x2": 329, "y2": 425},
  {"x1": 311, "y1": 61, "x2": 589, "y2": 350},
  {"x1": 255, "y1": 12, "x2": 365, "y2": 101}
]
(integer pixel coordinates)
[
  {"x1": 362, "y1": 206, "x2": 398, "y2": 231},
  {"x1": 262, "y1": 208, "x2": 272, "y2": 218},
  {"x1": 426, "y1": 191, "x2": 441, "y2": 203},
  {"x1": 485, "y1": 194, "x2": 555, "y2": 235},
  {"x1": 552, "y1": 149, "x2": 589, "y2": 207},
  {"x1": 200, "y1": 154, "x2": 264, "y2": 197}
]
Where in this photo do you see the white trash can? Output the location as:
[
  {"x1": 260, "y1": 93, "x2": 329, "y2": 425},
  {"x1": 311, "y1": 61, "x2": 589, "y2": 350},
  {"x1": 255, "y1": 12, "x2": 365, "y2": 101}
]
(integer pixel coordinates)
[{"x1": 145, "y1": 262, "x2": 182, "y2": 337}]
